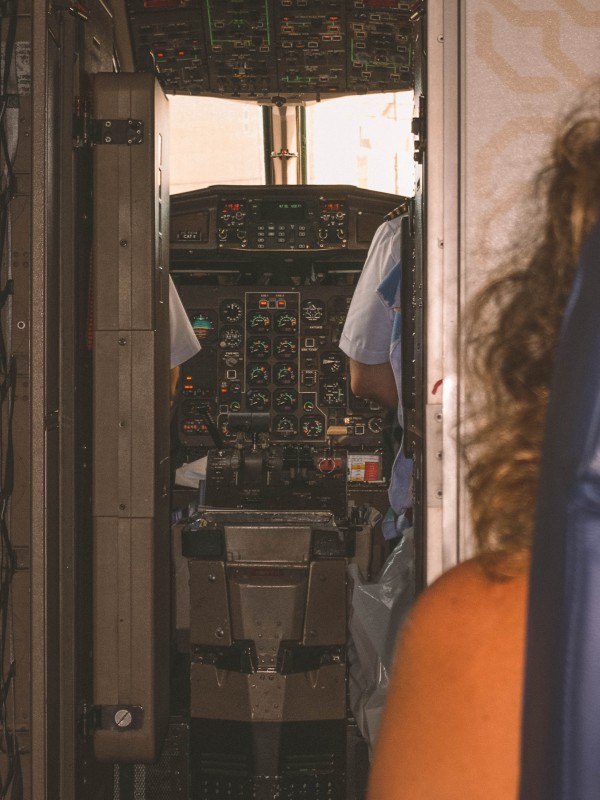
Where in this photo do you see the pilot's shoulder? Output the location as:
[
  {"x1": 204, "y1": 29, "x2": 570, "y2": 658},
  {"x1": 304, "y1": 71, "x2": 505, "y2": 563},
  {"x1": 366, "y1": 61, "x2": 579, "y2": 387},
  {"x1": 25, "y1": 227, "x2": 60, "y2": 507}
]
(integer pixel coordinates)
[{"x1": 383, "y1": 204, "x2": 407, "y2": 221}]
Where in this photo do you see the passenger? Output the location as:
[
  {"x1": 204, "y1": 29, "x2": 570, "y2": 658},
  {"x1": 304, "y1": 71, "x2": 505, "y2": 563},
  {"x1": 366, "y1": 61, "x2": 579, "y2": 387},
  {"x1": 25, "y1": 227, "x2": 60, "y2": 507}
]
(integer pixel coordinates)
[
  {"x1": 339, "y1": 206, "x2": 412, "y2": 537},
  {"x1": 367, "y1": 99, "x2": 600, "y2": 799},
  {"x1": 169, "y1": 275, "x2": 200, "y2": 405}
]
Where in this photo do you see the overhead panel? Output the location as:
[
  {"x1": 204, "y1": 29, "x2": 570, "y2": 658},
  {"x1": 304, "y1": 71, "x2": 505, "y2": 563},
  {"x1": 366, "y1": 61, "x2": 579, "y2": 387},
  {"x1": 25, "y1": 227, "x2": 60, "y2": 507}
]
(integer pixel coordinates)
[{"x1": 125, "y1": 0, "x2": 413, "y2": 99}]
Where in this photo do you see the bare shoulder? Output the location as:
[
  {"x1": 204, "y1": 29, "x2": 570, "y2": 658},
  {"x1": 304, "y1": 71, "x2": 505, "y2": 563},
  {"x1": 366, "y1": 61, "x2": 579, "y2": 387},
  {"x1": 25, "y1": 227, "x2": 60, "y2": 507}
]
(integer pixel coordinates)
[
  {"x1": 368, "y1": 555, "x2": 529, "y2": 799},
  {"x1": 405, "y1": 555, "x2": 529, "y2": 644}
]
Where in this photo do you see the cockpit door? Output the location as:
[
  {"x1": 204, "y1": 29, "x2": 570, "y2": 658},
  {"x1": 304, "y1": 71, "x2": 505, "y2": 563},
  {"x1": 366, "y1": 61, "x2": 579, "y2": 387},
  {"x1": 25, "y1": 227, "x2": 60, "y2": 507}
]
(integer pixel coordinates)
[{"x1": 91, "y1": 72, "x2": 170, "y2": 763}]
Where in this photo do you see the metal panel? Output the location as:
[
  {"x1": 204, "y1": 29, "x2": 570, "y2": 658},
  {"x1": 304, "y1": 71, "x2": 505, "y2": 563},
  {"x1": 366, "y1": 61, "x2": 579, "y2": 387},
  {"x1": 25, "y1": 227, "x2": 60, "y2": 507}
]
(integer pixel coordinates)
[
  {"x1": 189, "y1": 560, "x2": 232, "y2": 646},
  {"x1": 190, "y1": 664, "x2": 346, "y2": 722},
  {"x1": 302, "y1": 561, "x2": 346, "y2": 646},
  {"x1": 92, "y1": 72, "x2": 170, "y2": 763}
]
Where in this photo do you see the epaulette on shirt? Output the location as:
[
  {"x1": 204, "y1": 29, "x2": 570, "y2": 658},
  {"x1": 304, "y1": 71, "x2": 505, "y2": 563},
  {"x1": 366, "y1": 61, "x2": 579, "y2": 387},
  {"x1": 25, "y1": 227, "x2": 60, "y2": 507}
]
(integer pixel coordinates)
[{"x1": 384, "y1": 203, "x2": 408, "y2": 221}]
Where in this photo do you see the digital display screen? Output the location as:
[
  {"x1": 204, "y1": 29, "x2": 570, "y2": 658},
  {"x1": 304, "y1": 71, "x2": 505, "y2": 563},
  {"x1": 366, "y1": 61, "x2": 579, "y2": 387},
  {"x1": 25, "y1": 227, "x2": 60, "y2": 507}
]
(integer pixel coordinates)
[{"x1": 259, "y1": 201, "x2": 306, "y2": 222}]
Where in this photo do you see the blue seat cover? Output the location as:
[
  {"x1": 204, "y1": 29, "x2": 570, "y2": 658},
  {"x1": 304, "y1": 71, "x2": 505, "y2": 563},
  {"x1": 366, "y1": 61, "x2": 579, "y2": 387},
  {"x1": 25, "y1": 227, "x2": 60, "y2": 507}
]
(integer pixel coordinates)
[{"x1": 520, "y1": 217, "x2": 600, "y2": 799}]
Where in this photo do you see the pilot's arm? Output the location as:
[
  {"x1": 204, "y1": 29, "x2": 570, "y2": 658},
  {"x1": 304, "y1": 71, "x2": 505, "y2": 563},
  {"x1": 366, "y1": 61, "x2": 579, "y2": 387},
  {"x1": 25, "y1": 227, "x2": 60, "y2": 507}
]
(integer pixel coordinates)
[
  {"x1": 169, "y1": 276, "x2": 201, "y2": 406},
  {"x1": 339, "y1": 214, "x2": 403, "y2": 412},
  {"x1": 348, "y1": 358, "x2": 398, "y2": 411}
]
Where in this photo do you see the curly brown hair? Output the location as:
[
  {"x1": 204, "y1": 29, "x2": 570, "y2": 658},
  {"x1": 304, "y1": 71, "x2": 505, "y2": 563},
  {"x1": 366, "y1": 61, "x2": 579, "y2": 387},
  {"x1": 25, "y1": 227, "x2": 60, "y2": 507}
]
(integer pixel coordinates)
[{"x1": 464, "y1": 95, "x2": 600, "y2": 576}]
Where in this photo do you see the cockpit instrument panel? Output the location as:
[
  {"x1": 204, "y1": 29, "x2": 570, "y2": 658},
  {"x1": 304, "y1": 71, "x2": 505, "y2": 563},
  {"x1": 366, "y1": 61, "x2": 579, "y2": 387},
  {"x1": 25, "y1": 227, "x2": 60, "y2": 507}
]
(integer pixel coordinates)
[
  {"x1": 176, "y1": 285, "x2": 385, "y2": 448},
  {"x1": 170, "y1": 184, "x2": 402, "y2": 257},
  {"x1": 124, "y1": 0, "x2": 413, "y2": 98},
  {"x1": 171, "y1": 185, "x2": 409, "y2": 459}
]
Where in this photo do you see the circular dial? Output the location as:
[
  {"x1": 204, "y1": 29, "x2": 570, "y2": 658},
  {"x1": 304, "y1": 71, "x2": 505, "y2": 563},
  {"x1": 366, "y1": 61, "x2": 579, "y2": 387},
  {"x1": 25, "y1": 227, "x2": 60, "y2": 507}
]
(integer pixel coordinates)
[
  {"x1": 275, "y1": 363, "x2": 297, "y2": 385},
  {"x1": 220, "y1": 300, "x2": 243, "y2": 323},
  {"x1": 301, "y1": 299, "x2": 325, "y2": 323},
  {"x1": 320, "y1": 379, "x2": 346, "y2": 407},
  {"x1": 190, "y1": 312, "x2": 216, "y2": 342},
  {"x1": 303, "y1": 398, "x2": 315, "y2": 412},
  {"x1": 321, "y1": 350, "x2": 344, "y2": 375},
  {"x1": 273, "y1": 388, "x2": 298, "y2": 412},
  {"x1": 368, "y1": 416, "x2": 384, "y2": 433},
  {"x1": 247, "y1": 311, "x2": 271, "y2": 333},
  {"x1": 274, "y1": 415, "x2": 298, "y2": 436},
  {"x1": 246, "y1": 390, "x2": 270, "y2": 411},
  {"x1": 248, "y1": 336, "x2": 271, "y2": 358},
  {"x1": 274, "y1": 311, "x2": 298, "y2": 333},
  {"x1": 219, "y1": 326, "x2": 243, "y2": 349},
  {"x1": 274, "y1": 337, "x2": 297, "y2": 358},
  {"x1": 248, "y1": 363, "x2": 270, "y2": 385},
  {"x1": 301, "y1": 415, "x2": 324, "y2": 438}
]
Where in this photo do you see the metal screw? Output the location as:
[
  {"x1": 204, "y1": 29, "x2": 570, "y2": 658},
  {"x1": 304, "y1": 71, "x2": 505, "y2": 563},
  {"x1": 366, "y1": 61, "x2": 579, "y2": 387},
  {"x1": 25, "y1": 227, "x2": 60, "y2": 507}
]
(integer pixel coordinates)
[
  {"x1": 114, "y1": 709, "x2": 132, "y2": 728},
  {"x1": 208, "y1": 573, "x2": 216, "y2": 582},
  {"x1": 215, "y1": 627, "x2": 224, "y2": 638},
  {"x1": 118, "y1": 337, "x2": 127, "y2": 346},
  {"x1": 104, "y1": 136, "x2": 112, "y2": 143},
  {"x1": 17, "y1": 321, "x2": 25, "y2": 330},
  {"x1": 105, "y1": 121, "x2": 112, "y2": 128},
  {"x1": 119, "y1": 239, "x2": 128, "y2": 247}
]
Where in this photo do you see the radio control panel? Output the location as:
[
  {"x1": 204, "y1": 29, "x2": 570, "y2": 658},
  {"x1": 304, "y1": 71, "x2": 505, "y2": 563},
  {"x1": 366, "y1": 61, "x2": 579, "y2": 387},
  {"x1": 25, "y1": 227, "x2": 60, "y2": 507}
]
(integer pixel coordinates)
[{"x1": 216, "y1": 197, "x2": 348, "y2": 250}]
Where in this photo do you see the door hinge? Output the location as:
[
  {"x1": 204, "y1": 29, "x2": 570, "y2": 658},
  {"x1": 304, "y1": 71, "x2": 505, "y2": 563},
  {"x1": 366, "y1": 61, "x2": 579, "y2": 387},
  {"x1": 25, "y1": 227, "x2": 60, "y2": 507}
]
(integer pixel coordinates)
[
  {"x1": 73, "y1": 99, "x2": 144, "y2": 148},
  {"x1": 91, "y1": 118, "x2": 144, "y2": 146}
]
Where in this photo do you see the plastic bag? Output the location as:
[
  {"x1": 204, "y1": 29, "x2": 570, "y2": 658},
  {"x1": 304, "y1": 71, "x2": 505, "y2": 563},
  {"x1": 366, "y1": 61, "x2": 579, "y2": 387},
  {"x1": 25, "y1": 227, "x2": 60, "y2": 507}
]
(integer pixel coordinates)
[{"x1": 347, "y1": 526, "x2": 415, "y2": 756}]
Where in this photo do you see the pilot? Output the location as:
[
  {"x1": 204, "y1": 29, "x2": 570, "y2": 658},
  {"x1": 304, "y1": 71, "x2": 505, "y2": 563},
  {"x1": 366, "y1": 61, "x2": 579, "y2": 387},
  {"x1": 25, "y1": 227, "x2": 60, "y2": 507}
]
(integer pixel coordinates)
[
  {"x1": 339, "y1": 206, "x2": 413, "y2": 538},
  {"x1": 169, "y1": 276, "x2": 201, "y2": 404}
]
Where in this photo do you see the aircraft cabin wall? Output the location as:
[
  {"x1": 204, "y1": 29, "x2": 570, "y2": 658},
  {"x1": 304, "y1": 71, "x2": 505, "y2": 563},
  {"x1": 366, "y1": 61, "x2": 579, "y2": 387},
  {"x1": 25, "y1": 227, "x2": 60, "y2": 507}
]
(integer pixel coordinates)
[{"x1": 428, "y1": 1, "x2": 600, "y2": 574}]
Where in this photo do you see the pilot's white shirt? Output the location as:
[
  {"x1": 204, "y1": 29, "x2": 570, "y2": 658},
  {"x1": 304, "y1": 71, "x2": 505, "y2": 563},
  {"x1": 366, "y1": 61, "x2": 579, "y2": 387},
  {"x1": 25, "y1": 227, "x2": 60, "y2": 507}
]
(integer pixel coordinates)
[
  {"x1": 339, "y1": 215, "x2": 403, "y2": 364},
  {"x1": 169, "y1": 276, "x2": 201, "y2": 368}
]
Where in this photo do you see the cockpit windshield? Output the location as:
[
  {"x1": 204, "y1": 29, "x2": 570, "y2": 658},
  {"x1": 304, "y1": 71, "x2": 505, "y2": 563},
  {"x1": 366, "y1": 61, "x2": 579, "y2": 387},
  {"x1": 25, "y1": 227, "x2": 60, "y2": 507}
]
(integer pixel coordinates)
[{"x1": 168, "y1": 91, "x2": 415, "y2": 195}]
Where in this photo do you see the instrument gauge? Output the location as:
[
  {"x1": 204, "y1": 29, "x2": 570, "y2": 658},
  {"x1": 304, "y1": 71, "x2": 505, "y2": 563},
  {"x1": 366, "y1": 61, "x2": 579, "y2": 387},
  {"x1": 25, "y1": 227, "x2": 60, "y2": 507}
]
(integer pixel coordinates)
[
  {"x1": 190, "y1": 312, "x2": 216, "y2": 343},
  {"x1": 321, "y1": 350, "x2": 344, "y2": 375},
  {"x1": 248, "y1": 363, "x2": 270, "y2": 385},
  {"x1": 248, "y1": 336, "x2": 271, "y2": 357},
  {"x1": 246, "y1": 390, "x2": 270, "y2": 411},
  {"x1": 275, "y1": 363, "x2": 297, "y2": 385},
  {"x1": 275, "y1": 311, "x2": 298, "y2": 333},
  {"x1": 220, "y1": 300, "x2": 243, "y2": 323},
  {"x1": 274, "y1": 415, "x2": 298, "y2": 436},
  {"x1": 247, "y1": 311, "x2": 271, "y2": 332},
  {"x1": 301, "y1": 299, "x2": 326, "y2": 323},
  {"x1": 274, "y1": 337, "x2": 297, "y2": 358},
  {"x1": 301, "y1": 415, "x2": 324, "y2": 439},
  {"x1": 219, "y1": 326, "x2": 243, "y2": 349},
  {"x1": 368, "y1": 416, "x2": 384, "y2": 433},
  {"x1": 320, "y1": 379, "x2": 346, "y2": 407},
  {"x1": 273, "y1": 388, "x2": 298, "y2": 412}
]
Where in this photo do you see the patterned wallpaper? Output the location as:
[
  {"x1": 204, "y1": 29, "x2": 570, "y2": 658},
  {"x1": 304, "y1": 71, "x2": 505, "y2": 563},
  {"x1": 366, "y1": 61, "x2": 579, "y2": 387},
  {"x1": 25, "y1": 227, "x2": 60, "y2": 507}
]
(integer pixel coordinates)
[{"x1": 464, "y1": 0, "x2": 600, "y2": 275}]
